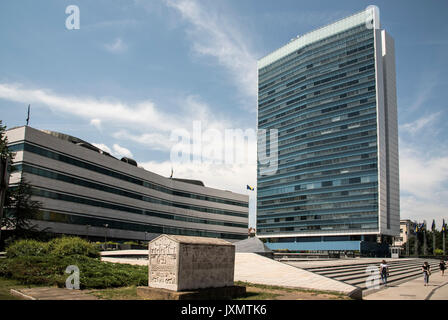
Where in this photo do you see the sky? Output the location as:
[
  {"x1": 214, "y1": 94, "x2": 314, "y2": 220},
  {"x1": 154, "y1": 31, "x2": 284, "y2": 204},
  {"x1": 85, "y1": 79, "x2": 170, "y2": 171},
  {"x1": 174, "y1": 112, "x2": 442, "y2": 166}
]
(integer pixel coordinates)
[{"x1": 0, "y1": 0, "x2": 447, "y2": 229}]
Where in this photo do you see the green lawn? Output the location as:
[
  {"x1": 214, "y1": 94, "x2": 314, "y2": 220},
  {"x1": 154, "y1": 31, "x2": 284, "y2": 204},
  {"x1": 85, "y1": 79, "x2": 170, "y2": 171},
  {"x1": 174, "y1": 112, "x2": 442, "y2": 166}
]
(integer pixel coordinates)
[
  {"x1": 88, "y1": 282, "x2": 349, "y2": 300},
  {"x1": 88, "y1": 286, "x2": 143, "y2": 300}
]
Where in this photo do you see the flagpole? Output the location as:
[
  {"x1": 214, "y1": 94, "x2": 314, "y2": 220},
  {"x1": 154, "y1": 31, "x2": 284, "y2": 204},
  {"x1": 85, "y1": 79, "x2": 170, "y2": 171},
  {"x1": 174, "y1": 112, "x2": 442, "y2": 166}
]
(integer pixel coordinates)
[
  {"x1": 444, "y1": 232, "x2": 446, "y2": 256},
  {"x1": 246, "y1": 187, "x2": 251, "y2": 238},
  {"x1": 443, "y1": 220, "x2": 446, "y2": 256},
  {"x1": 432, "y1": 220, "x2": 436, "y2": 256},
  {"x1": 414, "y1": 222, "x2": 419, "y2": 257},
  {"x1": 406, "y1": 230, "x2": 409, "y2": 256},
  {"x1": 423, "y1": 229, "x2": 427, "y2": 256},
  {"x1": 26, "y1": 104, "x2": 30, "y2": 126}
]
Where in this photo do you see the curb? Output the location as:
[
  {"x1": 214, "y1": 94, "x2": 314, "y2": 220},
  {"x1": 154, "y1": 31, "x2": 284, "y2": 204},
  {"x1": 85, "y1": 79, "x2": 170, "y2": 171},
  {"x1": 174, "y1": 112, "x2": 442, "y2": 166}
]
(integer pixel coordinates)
[
  {"x1": 347, "y1": 287, "x2": 363, "y2": 300},
  {"x1": 9, "y1": 289, "x2": 37, "y2": 300}
]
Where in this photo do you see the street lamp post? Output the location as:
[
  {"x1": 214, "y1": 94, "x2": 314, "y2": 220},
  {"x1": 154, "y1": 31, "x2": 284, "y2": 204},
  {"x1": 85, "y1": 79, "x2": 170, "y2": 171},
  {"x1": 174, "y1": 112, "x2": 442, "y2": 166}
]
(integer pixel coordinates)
[
  {"x1": 444, "y1": 231, "x2": 446, "y2": 256},
  {"x1": 86, "y1": 225, "x2": 90, "y2": 242},
  {"x1": 406, "y1": 230, "x2": 409, "y2": 256},
  {"x1": 104, "y1": 224, "x2": 109, "y2": 245},
  {"x1": 414, "y1": 230, "x2": 419, "y2": 257}
]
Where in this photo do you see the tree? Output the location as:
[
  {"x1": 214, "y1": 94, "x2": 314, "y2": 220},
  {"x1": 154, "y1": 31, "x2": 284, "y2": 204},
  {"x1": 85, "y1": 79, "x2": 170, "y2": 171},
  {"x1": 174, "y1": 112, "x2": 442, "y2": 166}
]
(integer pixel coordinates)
[
  {"x1": 1, "y1": 178, "x2": 42, "y2": 238},
  {"x1": 0, "y1": 120, "x2": 14, "y2": 246},
  {"x1": 0, "y1": 120, "x2": 14, "y2": 162}
]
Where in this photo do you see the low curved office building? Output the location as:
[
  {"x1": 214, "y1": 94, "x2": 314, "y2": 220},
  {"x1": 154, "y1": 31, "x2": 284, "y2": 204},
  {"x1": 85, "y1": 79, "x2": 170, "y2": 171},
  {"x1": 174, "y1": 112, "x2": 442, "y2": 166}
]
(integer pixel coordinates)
[{"x1": 5, "y1": 126, "x2": 249, "y2": 242}]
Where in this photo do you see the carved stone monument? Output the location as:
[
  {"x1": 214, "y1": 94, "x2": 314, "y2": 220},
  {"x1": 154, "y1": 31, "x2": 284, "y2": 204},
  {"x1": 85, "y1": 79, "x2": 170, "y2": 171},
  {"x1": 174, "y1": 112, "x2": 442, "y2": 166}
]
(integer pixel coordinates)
[{"x1": 138, "y1": 234, "x2": 245, "y2": 300}]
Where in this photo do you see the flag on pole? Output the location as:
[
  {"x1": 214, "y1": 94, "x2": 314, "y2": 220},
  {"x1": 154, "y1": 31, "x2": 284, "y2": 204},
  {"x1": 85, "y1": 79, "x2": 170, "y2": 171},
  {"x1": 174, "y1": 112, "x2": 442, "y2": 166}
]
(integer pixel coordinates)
[
  {"x1": 246, "y1": 185, "x2": 254, "y2": 191},
  {"x1": 431, "y1": 219, "x2": 436, "y2": 231},
  {"x1": 442, "y1": 219, "x2": 447, "y2": 233},
  {"x1": 414, "y1": 223, "x2": 419, "y2": 233},
  {"x1": 421, "y1": 221, "x2": 426, "y2": 231}
]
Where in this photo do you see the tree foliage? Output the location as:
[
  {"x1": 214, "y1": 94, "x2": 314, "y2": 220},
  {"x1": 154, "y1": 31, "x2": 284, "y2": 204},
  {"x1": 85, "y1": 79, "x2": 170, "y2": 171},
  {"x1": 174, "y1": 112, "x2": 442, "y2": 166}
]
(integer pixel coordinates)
[
  {"x1": 1, "y1": 178, "x2": 42, "y2": 237},
  {"x1": 0, "y1": 120, "x2": 14, "y2": 162}
]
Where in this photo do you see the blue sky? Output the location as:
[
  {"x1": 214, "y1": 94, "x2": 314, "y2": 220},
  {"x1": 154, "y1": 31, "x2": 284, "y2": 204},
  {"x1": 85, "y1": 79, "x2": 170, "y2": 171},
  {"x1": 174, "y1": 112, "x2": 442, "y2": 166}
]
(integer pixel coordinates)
[{"x1": 1, "y1": 0, "x2": 447, "y2": 228}]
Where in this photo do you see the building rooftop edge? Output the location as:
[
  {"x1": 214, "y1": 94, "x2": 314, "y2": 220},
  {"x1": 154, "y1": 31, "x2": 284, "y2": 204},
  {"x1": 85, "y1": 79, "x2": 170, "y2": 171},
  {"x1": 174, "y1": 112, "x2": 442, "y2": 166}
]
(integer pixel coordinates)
[{"x1": 258, "y1": 8, "x2": 379, "y2": 70}]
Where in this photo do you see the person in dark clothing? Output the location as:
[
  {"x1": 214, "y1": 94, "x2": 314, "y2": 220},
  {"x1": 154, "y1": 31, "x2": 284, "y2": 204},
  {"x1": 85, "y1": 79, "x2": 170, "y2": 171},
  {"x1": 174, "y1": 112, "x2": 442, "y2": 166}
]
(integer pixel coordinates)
[
  {"x1": 379, "y1": 260, "x2": 389, "y2": 286},
  {"x1": 422, "y1": 262, "x2": 431, "y2": 286},
  {"x1": 440, "y1": 260, "x2": 446, "y2": 276}
]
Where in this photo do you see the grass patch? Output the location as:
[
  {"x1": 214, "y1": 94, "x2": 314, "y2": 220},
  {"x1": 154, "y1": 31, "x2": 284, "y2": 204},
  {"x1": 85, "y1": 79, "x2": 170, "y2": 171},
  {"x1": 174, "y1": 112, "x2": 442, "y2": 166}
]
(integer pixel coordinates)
[
  {"x1": 88, "y1": 286, "x2": 142, "y2": 300},
  {"x1": 235, "y1": 291, "x2": 280, "y2": 300},
  {"x1": 235, "y1": 281, "x2": 351, "y2": 300},
  {"x1": 0, "y1": 277, "x2": 42, "y2": 300}
]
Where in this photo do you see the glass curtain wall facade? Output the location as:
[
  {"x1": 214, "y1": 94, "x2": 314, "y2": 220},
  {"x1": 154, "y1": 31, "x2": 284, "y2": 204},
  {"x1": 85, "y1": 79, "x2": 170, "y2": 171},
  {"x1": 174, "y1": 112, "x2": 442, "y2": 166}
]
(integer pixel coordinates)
[{"x1": 257, "y1": 9, "x2": 399, "y2": 251}]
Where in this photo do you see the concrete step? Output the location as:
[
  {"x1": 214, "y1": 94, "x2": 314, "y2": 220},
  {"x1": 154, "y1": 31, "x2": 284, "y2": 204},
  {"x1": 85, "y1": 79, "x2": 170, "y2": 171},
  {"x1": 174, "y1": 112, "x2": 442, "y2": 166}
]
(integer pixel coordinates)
[
  {"x1": 304, "y1": 259, "x2": 417, "y2": 272},
  {"x1": 307, "y1": 259, "x2": 439, "y2": 273},
  {"x1": 326, "y1": 264, "x2": 424, "y2": 281},
  {"x1": 350, "y1": 270, "x2": 424, "y2": 289},
  {"x1": 335, "y1": 265, "x2": 426, "y2": 283},
  {"x1": 310, "y1": 261, "x2": 422, "y2": 276},
  {"x1": 301, "y1": 259, "x2": 441, "y2": 291}
]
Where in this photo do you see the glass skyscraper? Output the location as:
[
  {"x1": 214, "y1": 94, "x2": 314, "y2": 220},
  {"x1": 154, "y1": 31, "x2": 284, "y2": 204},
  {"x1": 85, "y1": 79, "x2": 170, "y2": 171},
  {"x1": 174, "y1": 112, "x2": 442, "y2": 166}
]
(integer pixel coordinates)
[{"x1": 256, "y1": 8, "x2": 399, "y2": 252}]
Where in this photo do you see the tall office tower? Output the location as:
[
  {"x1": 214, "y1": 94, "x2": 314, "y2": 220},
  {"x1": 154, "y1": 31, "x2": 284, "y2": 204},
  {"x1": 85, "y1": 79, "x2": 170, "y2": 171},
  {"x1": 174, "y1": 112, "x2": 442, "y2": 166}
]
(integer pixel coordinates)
[{"x1": 256, "y1": 8, "x2": 399, "y2": 253}]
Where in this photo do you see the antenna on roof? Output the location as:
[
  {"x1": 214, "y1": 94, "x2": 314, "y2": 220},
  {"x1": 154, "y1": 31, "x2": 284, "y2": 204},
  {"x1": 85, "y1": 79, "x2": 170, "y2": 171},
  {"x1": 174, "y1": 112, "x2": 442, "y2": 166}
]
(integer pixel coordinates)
[{"x1": 26, "y1": 104, "x2": 30, "y2": 126}]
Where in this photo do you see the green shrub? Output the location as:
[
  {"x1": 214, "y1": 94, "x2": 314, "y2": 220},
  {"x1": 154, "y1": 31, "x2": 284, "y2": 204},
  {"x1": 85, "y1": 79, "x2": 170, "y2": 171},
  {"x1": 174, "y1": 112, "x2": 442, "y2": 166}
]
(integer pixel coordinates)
[
  {"x1": 123, "y1": 241, "x2": 139, "y2": 245},
  {"x1": 48, "y1": 237, "x2": 100, "y2": 258},
  {"x1": 6, "y1": 239, "x2": 48, "y2": 258},
  {"x1": 0, "y1": 255, "x2": 147, "y2": 289},
  {"x1": 435, "y1": 249, "x2": 444, "y2": 256}
]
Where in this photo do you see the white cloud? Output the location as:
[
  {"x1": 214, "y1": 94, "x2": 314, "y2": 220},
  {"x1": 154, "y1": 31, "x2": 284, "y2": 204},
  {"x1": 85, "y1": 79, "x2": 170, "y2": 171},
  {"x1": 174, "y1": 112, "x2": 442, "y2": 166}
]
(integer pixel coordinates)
[
  {"x1": 409, "y1": 78, "x2": 437, "y2": 112},
  {"x1": 113, "y1": 130, "x2": 174, "y2": 151},
  {"x1": 104, "y1": 37, "x2": 128, "y2": 53},
  {"x1": 112, "y1": 144, "x2": 133, "y2": 158},
  {"x1": 92, "y1": 143, "x2": 112, "y2": 154},
  {"x1": 400, "y1": 112, "x2": 441, "y2": 135},
  {"x1": 163, "y1": 0, "x2": 258, "y2": 108},
  {"x1": 90, "y1": 118, "x2": 102, "y2": 131},
  {"x1": 91, "y1": 143, "x2": 133, "y2": 159},
  {"x1": 0, "y1": 83, "x2": 183, "y2": 132},
  {"x1": 399, "y1": 143, "x2": 448, "y2": 227}
]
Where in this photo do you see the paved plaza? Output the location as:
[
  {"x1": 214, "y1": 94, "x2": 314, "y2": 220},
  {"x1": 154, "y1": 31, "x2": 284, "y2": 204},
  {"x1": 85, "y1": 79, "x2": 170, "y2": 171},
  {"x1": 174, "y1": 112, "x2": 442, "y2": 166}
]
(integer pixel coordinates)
[{"x1": 364, "y1": 271, "x2": 448, "y2": 300}]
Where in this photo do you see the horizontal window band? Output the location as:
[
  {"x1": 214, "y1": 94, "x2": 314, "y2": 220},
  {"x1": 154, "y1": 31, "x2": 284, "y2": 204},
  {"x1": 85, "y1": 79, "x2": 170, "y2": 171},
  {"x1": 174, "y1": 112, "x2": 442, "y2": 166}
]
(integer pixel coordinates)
[
  {"x1": 15, "y1": 163, "x2": 247, "y2": 220},
  {"x1": 34, "y1": 210, "x2": 246, "y2": 240},
  {"x1": 8, "y1": 142, "x2": 248, "y2": 208},
  {"x1": 18, "y1": 185, "x2": 248, "y2": 229}
]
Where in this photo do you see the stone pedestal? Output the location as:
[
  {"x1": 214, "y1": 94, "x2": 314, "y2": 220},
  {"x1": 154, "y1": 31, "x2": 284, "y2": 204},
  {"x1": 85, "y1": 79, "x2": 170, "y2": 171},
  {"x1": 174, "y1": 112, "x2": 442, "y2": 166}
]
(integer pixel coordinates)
[{"x1": 147, "y1": 234, "x2": 236, "y2": 292}]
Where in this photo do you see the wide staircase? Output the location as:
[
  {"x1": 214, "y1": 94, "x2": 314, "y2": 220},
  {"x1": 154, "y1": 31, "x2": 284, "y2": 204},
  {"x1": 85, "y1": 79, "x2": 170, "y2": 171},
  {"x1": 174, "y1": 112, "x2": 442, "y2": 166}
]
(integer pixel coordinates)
[{"x1": 300, "y1": 258, "x2": 440, "y2": 293}]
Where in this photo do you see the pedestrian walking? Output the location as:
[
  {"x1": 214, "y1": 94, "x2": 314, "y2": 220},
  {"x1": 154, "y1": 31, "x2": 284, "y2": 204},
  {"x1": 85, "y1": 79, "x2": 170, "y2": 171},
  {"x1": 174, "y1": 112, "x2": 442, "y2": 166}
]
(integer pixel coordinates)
[
  {"x1": 440, "y1": 260, "x2": 446, "y2": 276},
  {"x1": 422, "y1": 261, "x2": 431, "y2": 286},
  {"x1": 379, "y1": 260, "x2": 389, "y2": 286}
]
